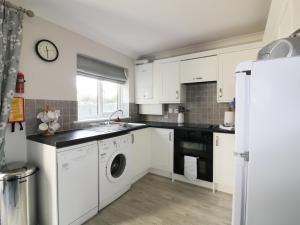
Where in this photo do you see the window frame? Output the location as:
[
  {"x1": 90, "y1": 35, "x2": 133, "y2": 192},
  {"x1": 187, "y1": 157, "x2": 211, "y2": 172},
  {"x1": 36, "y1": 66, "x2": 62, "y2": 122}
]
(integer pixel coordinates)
[{"x1": 77, "y1": 75, "x2": 122, "y2": 120}]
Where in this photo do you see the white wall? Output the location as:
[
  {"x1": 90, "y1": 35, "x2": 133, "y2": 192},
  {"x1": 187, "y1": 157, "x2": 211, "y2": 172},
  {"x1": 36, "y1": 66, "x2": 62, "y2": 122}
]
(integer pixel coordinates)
[
  {"x1": 19, "y1": 16, "x2": 135, "y2": 103},
  {"x1": 4, "y1": 16, "x2": 136, "y2": 164}
]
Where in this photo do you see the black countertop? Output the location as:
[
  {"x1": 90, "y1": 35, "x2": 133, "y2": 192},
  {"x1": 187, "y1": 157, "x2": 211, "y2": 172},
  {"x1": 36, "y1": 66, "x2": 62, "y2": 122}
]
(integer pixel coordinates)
[
  {"x1": 27, "y1": 125, "x2": 148, "y2": 148},
  {"x1": 27, "y1": 121, "x2": 234, "y2": 148},
  {"x1": 144, "y1": 121, "x2": 234, "y2": 134}
]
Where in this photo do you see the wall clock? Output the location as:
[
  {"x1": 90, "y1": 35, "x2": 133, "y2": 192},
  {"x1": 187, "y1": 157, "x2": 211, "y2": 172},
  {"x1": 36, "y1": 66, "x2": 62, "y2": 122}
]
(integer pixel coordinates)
[{"x1": 35, "y1": 39, "x2": 59, "y2": 62}]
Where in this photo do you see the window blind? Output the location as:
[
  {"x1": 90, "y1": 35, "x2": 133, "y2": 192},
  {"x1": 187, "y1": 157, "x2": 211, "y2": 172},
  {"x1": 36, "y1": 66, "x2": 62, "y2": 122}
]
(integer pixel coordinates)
[{"x1": 77, "y1": 54, "x2": 127, "y2": 84}]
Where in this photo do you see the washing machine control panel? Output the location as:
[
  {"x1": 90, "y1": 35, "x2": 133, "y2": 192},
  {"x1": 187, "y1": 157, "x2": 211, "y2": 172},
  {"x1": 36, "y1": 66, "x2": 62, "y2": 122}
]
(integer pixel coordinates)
[{"x1": 98, "y1": 134, "x2": 131, "y2": 163}]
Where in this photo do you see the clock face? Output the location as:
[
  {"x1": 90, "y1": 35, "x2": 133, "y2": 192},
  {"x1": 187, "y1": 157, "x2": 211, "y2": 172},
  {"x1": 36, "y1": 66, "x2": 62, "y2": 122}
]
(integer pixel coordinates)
[{"x1": 35, "y1": 39, "x2": 59, "y2": 62}]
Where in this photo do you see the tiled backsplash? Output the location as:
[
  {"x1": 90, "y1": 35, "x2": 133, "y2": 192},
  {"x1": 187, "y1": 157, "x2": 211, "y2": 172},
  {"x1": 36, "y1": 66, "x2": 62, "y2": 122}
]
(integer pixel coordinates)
[
  {"x1": 140, "y1": 82, "x2": 229, "y2": 125},
  {"x1": 25, "y1": 100, "x2": 136, "y2": 135},
  {"x1": 25, "y1": 99, "x2": 78, "y2": 135},
  {"x1": 129, "y1": 103, "x2": 139, "y2": 122},
  {"x1": 25, "y1": 83, "x2": 228, "y2": 135}
]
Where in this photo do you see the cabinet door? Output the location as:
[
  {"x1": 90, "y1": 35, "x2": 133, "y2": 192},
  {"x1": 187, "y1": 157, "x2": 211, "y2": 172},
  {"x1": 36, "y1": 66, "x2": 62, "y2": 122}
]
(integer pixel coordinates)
[
  {"x1": 181, "y1": 56, "x2": 217, "y2": 83},
  {"x1": 218, "y1": 49, "x2": 258, "y2": 102},
  {"x1": 263, "y1": 0, "x2": 299, "y2": 42},
  {"x1": 160, "y1": 61, "x2": 181, "y2": 103},
  {"x1": 131, "y1": 128, "x2": 151, "y2": 180},
  {"x1": 135, "y1": 63, "x2": 153, "y2": 101},
  {"x1": 151, "y1": 128, "x2": 174, "y2": 173},
  {"x1": 276, "y1": 0, "x2": 300, "y2": 39},
  {"x1": 277, "y1": 0, "x2": 295, "y2": 38},
  {"x1": 213, "y1": 133, "x2": 235, "y2": 194}
]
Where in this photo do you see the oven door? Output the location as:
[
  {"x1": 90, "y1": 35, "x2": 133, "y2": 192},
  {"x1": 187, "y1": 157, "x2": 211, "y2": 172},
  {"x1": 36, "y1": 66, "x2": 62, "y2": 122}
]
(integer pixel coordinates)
[{"x1": 174, "y1": 130, "x2": 213, "y2": 182}]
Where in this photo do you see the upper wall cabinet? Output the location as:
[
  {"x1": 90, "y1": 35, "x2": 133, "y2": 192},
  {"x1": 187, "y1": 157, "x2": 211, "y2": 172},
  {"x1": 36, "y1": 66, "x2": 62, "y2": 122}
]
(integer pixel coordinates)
[
  {"x1": 180, "y1": 56, "x2": 218, "y2": 83},
  {"x1": 276, "y1": 0, "x2": 300, "y2": 39},
  {"x1": 135, "y1": 63, "x2": 153, "y2": 103},
  {"x1": 217, "y1": 48, "x2": 259, "y2": 103},
  {"x1": 159, "y1": 61, "x2": 185, "y2": 103},
  {"x1": 263, "y1": 0, "x2": 300, "y2": 43}
]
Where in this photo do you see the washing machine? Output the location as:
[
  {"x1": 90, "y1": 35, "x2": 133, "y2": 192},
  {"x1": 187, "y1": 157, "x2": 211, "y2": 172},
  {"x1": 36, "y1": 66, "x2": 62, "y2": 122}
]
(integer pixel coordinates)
[{"x1": 98, "y1": 133, "x2": 131, "y2": 210}]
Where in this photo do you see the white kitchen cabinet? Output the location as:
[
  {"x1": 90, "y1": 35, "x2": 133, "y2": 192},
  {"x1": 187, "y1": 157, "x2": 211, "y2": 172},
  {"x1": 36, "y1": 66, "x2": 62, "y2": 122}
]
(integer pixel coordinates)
[
  {"x1": 180, "y1": 55, "x2": 218, "y2": 83},
  {"x1": 277, "y1": 0, "x2": 295, "y2": 38},
  {"x1": 276, "y1": 0, "x2": 300, "y2": 39},
  {"x1": 263, "y1": 0, "x2": 300, "y2": 43},
  {"x1": 213, "y1": 132, "x2": 235, "y2": 194},
  {"x1": 150, "y1": 128, "x2": 174, "y2": 175},
  {"x1": 217, "y1": 48, "x2": 258, "y2": 102},
  {"x1": 159, "y1": 61, "x2": 185, "y2": 103},
  {"x1": 135, "y1": 63, "x2": 153, "y2": 103},
  {"x1": 131, "y1": 128, "x2": 151, "y2": 182}
]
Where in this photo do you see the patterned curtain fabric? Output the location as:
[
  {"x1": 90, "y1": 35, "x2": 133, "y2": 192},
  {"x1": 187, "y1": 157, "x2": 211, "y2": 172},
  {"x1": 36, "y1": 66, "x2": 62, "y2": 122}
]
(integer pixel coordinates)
[{"x1": 0, "y1": 5, "x2": 24, "y2": 169}]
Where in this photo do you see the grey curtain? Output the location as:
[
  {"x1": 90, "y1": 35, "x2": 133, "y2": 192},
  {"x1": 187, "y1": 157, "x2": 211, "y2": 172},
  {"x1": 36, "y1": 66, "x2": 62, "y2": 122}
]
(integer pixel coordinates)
[{"x1": 0, "y1": 5, "x2": 24, "y2": 168}]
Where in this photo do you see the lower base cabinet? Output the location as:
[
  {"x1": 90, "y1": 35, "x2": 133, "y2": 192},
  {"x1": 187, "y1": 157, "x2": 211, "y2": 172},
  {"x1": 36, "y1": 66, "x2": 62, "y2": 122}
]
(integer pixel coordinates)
[
  {"x1": 150, "y1": 128, "x2": 174, "y2": 174},
  {"x1": 131, "y1": 128, "x2": 151, "y2": 182},
  {"x1": 213, "y1": 132, "x2": 235, "y2": 194},
  {"x1": 130, "y1": 128, "x2": 174, "y2": 182}
]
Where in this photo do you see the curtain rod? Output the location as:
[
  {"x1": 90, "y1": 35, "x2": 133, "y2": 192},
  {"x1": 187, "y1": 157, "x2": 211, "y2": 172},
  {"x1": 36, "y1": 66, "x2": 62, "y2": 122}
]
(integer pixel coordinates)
[{"x1": 0, "y1": 0, "x2": 34, "y2": 17}]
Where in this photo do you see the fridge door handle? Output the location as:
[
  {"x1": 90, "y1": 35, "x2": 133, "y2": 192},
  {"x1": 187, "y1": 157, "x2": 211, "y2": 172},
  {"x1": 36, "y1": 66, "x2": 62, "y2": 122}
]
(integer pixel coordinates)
[
  {"x1": 169, "y1": 132, "x2": 172, "y2": 142},
  {"x1": 232, "y1": 155, "x2": 249, "y2": 225},
  {"x1": 241, "y1": 163, "x2": 248, "y2": 225},
  {"x1": 234, "y1": 152, "x2": 249, "y2": 162},
  {"x1": 233, "y1": 68, "x2": 251, "y2": 225},
  {"x1": 216, "y1": 136, "x2": 219, "y2": 146}
]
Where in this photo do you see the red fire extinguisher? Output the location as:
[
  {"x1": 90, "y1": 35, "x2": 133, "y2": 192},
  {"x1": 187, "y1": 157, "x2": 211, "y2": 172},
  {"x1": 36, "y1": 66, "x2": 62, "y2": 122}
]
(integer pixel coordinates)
[{"x1": 16, "y1": 72, "x2": 25, "y2": 93}]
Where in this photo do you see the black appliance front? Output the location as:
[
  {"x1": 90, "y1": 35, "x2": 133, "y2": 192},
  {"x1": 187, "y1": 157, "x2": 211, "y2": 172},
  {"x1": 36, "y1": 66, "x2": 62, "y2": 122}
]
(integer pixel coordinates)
[{"x1": 174, "y1": 129, "x2": 213, "y2": 182}]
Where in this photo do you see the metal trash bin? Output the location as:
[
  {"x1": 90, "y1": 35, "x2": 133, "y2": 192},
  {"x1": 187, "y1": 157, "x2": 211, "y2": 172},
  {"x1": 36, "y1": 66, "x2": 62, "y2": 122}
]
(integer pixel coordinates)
[{"x1": 0, "y1": 162, "x2": 38, "y2": 225}]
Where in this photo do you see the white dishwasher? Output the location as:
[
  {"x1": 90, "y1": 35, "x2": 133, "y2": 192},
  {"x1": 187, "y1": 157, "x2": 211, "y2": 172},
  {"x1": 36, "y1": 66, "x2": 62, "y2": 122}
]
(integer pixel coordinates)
[{"x1": 57, "y1": 142, "x2": 98, "y2": 225}]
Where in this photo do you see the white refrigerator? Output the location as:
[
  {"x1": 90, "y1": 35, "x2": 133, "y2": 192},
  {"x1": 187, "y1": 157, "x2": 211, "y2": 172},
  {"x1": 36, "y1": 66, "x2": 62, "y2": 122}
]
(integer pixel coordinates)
[{"x1": 232, "y1": 56, "x2": 300, "y2": 225}]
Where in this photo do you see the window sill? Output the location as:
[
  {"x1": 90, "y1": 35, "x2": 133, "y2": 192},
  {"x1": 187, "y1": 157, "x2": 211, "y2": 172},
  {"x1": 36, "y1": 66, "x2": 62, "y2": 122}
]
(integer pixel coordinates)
[{"x1": 73, "y1": 116, "x2": 130, "y2": 124}]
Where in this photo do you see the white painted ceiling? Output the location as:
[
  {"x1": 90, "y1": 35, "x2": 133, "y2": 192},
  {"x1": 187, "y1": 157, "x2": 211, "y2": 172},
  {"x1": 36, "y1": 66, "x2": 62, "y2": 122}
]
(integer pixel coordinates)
[{"x1": 13, "y1": 0, "x2": 271, "y2": 58}]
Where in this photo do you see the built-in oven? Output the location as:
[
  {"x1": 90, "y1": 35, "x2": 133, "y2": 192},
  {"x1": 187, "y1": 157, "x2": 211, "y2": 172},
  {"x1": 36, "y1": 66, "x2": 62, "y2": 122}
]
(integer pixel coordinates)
[{"x1": 174, "y1": 129, "x2": 213, "y2": 182}]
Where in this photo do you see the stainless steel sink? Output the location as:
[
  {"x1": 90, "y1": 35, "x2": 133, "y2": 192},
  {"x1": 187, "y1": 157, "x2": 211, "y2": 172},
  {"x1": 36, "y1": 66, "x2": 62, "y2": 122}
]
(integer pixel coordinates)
[
  {"x1": 87, "y1": 122, "x2": 146, "y2": 134},
  {"x1": 121, "y1": 123, "x2": 146, "y2": 128}
]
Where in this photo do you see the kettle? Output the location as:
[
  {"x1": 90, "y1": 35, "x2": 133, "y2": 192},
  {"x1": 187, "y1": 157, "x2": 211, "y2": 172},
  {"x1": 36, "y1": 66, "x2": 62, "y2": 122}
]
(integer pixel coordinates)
[{"x1": 257, "y1": 29, "x2": 300, "y2": 60}]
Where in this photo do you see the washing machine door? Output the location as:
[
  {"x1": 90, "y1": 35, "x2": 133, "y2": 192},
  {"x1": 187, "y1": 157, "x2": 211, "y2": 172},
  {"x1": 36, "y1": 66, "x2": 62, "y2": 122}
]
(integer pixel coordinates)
[{"x1": 106, "y1": 151, "x2": 127, "y2": 183}]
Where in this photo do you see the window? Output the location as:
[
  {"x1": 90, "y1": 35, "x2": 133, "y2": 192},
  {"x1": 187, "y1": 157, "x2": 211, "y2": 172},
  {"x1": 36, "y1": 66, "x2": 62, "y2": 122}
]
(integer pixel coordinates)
[{"x1": 76, "y1": 75, "x2": 121, "y2": 120}]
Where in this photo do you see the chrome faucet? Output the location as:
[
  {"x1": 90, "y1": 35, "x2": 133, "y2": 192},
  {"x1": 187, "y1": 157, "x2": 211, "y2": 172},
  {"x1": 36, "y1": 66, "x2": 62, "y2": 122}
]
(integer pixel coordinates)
[{"x1": 108, "y1": 109, "x2": 124, "y2": 124}]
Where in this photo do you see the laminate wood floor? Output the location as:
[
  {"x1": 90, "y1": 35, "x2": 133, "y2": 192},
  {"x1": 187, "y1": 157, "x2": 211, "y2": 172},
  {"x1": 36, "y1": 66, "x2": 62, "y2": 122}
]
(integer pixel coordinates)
[{"x1": 85, "y1": 174, "x2": 232, "y2": 225}]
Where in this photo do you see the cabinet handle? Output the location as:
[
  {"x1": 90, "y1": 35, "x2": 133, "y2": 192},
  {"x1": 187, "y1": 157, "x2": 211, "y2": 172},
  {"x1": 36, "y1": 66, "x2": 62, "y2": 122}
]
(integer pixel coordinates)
[
  {"x1": 219, "y1": 88, "x2": 222, "y2": 98},
  {"x1": 175, "y1": 90, "x2": 179, "y2": 99},
  {"x1": 195, "y1": 77, "x2": 203, "y2": 80},
  {"x1": 131, "y1": 134, "x2": 134, "y2": 144},
  {"x1": 216, "y1": 136, "x2": 219, "y2": 146},
  {"x1": 169, "y1": 132, "x2": 172, "y2": 141}
]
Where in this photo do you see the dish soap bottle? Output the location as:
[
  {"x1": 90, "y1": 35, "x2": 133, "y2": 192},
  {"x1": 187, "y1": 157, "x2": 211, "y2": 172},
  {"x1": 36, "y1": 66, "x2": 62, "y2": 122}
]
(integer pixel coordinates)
[{"x1": 177, "y1": 106, "x2": 185, "y2": 124}]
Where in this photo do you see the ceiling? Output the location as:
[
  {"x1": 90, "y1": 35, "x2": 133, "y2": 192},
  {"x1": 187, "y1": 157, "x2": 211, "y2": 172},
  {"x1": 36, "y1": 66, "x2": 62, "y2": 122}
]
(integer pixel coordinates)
[{"x1": 13, "y1": 0, "x2": 272, "y2": 58}]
